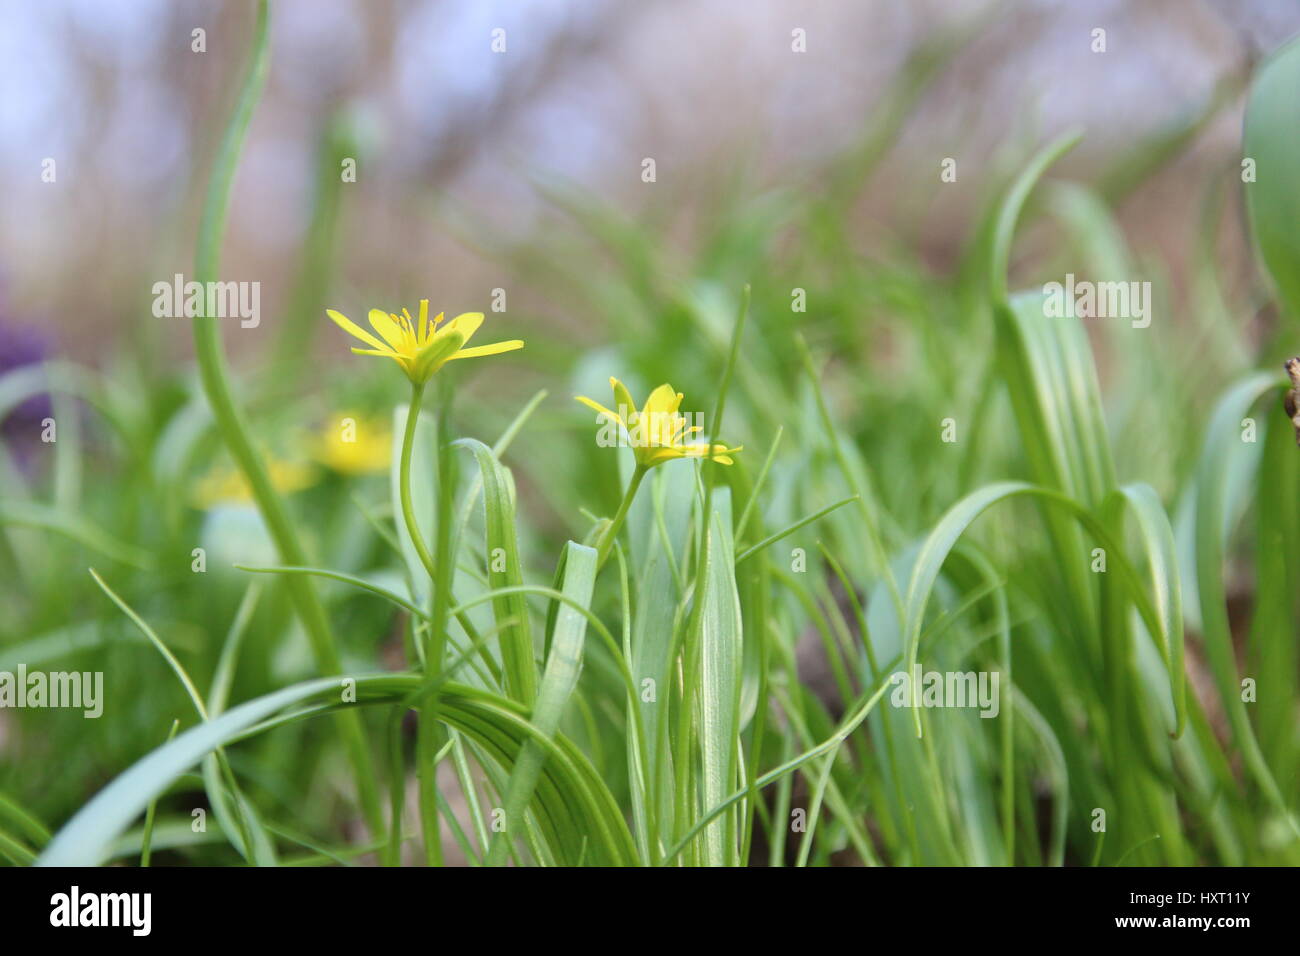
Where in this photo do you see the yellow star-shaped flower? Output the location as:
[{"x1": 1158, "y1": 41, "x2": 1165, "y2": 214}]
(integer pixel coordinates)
[
  {"x1": 313, "y1": 412, "x2": 392, "y2": 475},
  {"x1": 576, "y1": 377, "x2": 741, "y2": 468},
  {"x1": 193, "y1": 458, "x2": 315, "y2": 508},
  {"x1": 326, "y1": 300, "x2": 522, "y2": 385}
]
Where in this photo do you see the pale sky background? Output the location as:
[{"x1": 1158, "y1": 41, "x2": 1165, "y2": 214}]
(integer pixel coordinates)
[{"x1": 2, "y1": 0, "x2": 1298, "y2": 357}]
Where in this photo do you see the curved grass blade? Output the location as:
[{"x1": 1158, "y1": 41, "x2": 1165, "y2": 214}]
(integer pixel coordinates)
[
  {"x1": 734, "y1": 494, "x2": 858, "y2": 565},
  {"x1": 486, "y1": 541, "x2": 597, "y2": 866},
  {"x1": 454, "y1": 437, "x2": 535, "y2": 706},
  {"x1": 1192, "y1": 371, "x2": 1297, "y2": 831},
  {"x1": 0, "y1": 501, "x2": 152, "y2": 569},
  {"x1": 0, "y1": 792, "x2": 50, "y2": 849},
  {"x1": 1244, "y1": 35, "x2": 1300, "y2": 329},
  {"x1": 140, "y1": 719, "x2": 180, "y2": 866},
  {"x1": 89, "y1": 569, "x2": 275, "y2": 864},
  {"x1": 237, "y1": 563, "x2": 425, "y2": 619},
  {"x1": 183, "y1": 0, "x2": 380, "y2": 832},
  {"x1": 1111, "y1": 483, "x2": 1185, "y2": 735},
  {"x1": 988, "y1": 130, "x2": 1082, "y2": 305},
  {"x1": 39, "y1": 674, "x2": 637, "y2": 866},
  {"x1": 901, "y1": 482, "x2": 1179, "y2": 737}
]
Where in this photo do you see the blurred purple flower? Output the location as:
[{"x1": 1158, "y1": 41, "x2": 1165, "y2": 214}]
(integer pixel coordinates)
[{"x1": 0, "y1": 317, "x2": 53, "y2": 460}]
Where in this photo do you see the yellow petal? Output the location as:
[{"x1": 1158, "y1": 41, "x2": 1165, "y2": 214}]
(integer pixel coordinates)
[
  {"x1": 639, "y1": 385, "x2": 682, "y2": 447},
  {"x1": 680, "y1": 442, "x2": 741, "y2": 464},
  {"x1": 576, "y1": 394, "x2": 624, "y2": 426},
  {"x1": 642, "y1": 446, "x2": 683, "y2": 465},
  {"x1": 327, "y1": 309, "x2": 389, "y2": 351},
  {"x1": 641, "y1": 384, "x2": 678, "y2": 417},
  {"x1": 447, "y1": 340, "x2": 524, "y2": 360},
  {"x1": 611, "y1": 378, "x2": 637, "y2": 420},
  {"x1": 442, "y1": 312, "x2": 484, "y2": 347},
  {"x1": 368, "y1": 309, "x2": 407, "y2": 351},
  {"x1": 350, "y1": 347, "x2": 407, "y2": 369}
]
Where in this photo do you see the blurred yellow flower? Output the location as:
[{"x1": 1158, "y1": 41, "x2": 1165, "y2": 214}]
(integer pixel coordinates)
[
  {"x1": 313, "y1": 412, "x2": 392, "y2": 475},
  {"x1": 326, "y1": 300, "x2": 523, "y2": 385},
  {"x1": 193, "y1": 459, "x2": 316, "y2": 508},
  {"x1": 576, "y1": 377, "x2": 741, "y2": 468}
]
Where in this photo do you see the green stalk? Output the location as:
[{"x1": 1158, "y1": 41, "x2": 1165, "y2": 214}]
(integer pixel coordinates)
[
  {"x1": 140, "y1": 719, "x2": 180, "y2": 866},
  {"x1": 188, "y1": 0, "x2": 381, "y2": 834},
  {"x1": 385, "y1": 707, "x2": 405, "y2": 867},
  {"x1": 395, "y1": 381, "x2": 446, "y2": 865},
  {"x1": 425, "y1": 382, "x2": 457, "y2": 864},
  {"x1": 398, "y1": 382, "x2": 437, "y2": 582},
  {"x1": 275, "y1": 116, "x2": 351, "y2": 376},
  {"x1": 595, "y1": 464, "x2": 648, "y2": 569},
  {"x1": 416, "y1": 708, "x2": 442, "y2": 867}
]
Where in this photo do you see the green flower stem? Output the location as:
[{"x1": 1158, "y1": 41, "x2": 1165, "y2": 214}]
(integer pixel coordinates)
[
  {"x1": 384, "y1": 707, "x2": 404, "y2": 867},
  {"x1": 189, "y1": 0, "x2": 381, "y2": 834},
  {"x1": 397, "y1": 381, "x2": 448, "y2": 866},
  {"x1": 398, "y1": 382, "x2": 438, "y2": 583},
  {"x1": 425, "y1": 383, "x2": 457, "y2": 864},
  {"x1": 595, "y1": 464, "x2": 648, "y2": 569}
]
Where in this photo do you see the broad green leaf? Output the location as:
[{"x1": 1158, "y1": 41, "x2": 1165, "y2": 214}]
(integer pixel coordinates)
[
  {"x1": 694, "y1": 490, "x2": 743, "y2": 866},
  {"x1": 1244, "y1": 35, "x2": 1300, "y2": 324}
]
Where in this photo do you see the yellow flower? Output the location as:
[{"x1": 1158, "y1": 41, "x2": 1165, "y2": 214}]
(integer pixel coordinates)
[
  {"x1": 193, "y1": 459, "x2": 316, "y2": 508},
  {"x1": 576, "y1": 377, "x2": 741, "y2": 468},
  {"x1": 313, "y1": 412, "x2": 392, "y2": 475},
  {"x1": 326, "y1": 300, "x2": 523, "y2": 385}
]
